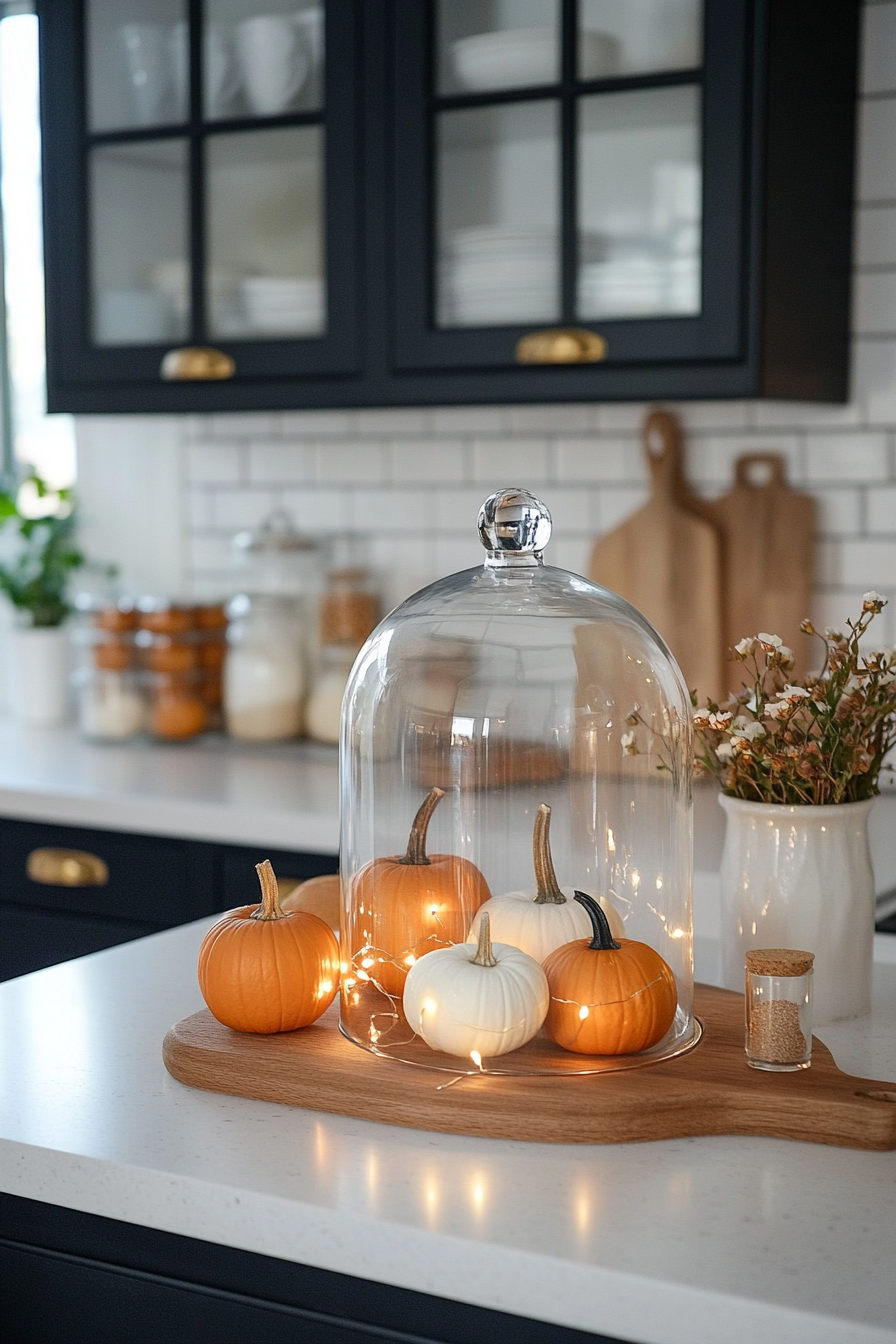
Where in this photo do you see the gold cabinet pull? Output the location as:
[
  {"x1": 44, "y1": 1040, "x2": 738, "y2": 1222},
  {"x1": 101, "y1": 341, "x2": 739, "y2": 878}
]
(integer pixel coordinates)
[
  {"x1": 160, "y1": 347, "x2": 236, "y2": 381},
  {"x1": 27, "y1": 848, "x2": 109, "y2": 887},
  {"x1": 515, "y1": 328, "x2": 607, "y2": 365}
]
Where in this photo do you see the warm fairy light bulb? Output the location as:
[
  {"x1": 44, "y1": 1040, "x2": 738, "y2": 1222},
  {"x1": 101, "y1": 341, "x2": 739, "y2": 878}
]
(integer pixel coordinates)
[
  {"x1": 361, "y1": 956, "x2": 374, "y2": 969},
  {"x1": 578, "y1": 1005, "x2": 589, "y2": 1020},
  {"x1": 470, "y1": 1050, "x2": 483, "y2": 1070},
  {"x1": 422, "y1": 998, "x2": 437, "y2": 1016}
]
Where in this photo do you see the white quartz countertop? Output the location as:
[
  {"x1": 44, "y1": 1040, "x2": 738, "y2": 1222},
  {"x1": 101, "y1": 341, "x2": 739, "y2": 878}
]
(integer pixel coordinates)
[
  {"x1": 2, "y1": 924, "x2": 896, "y2": 1344},
  {"x1": 0, "y1": 718, "x2": 339, "y2": 852}
]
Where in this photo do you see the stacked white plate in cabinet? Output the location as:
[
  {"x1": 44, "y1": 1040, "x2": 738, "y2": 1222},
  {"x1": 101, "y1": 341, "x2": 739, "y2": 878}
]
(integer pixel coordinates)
[
  {"x1": 240, "y1": 277, "x2": 324, "y2": 335},
  {"x1": 440, "y1": 228, "x2": 558, "y2": 326},
  {"x1": 450, "y1": 27, "x2": 618, "y2": 92}
]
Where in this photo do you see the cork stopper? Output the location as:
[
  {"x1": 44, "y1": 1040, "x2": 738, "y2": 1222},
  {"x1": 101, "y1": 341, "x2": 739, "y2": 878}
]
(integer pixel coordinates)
[{"x1": 746, "y1": 948, "x2": 814, "y2": 977}]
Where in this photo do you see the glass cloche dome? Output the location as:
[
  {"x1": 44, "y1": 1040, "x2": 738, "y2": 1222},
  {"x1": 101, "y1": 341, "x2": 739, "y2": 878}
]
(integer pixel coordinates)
[{"x1": 339, "y1": 489, "x2": 696, "y2": 1075}]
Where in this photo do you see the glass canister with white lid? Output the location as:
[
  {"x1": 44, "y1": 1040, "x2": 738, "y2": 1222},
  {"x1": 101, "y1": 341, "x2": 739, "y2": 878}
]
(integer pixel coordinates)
[{"x1": 339, "y1": 489, "x2": 696, "y2": 1076}]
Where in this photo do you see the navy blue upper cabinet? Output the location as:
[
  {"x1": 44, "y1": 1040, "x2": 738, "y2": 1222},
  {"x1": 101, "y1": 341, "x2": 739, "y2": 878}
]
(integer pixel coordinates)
[{"x1": 39, "y1": 1, "x2": 859, "y2": 413}]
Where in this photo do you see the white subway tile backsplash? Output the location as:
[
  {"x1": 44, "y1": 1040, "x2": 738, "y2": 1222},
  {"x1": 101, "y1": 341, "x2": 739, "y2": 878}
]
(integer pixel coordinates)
[
  {"x1": 506, "y1": 404, "x2": 593, "y2": 433},
  {"x1": 431, "y1": 405, "x2": 509, "y2": 433},
  {"x1": 813, "y1": 487, "x2": 863, "y2": 536},
  {"x1": 540, "y1": 487, "x2": 594, "y2": 533},
  {"x1": 433, "y1": 487, "x2": 495, "y2": 531},
  {"x1": 276, "y1": 410, "x2": 354, "y2": 438},
  {"x1": 390, "y1": 439, "x2": 467, "y2": 483},
  {"x1": 855, "y1": 338, "x2": 896, "y2": 423},
  {"x1": 685, "y1": 435, "x2": 803, "y2": 488},
  {"x1": 349, "y1": 488, "x2": 430, "y2": 531},
  {"x1": 867, "y1": 485, "x2": 896, "y2": 532},
  {"x1": 862, "y1": 1, "x2": 896, "y2": 95},
  {"x1": 854, "y1": 270, "x2": 896, "y2": 334},
  {"x1": 354, "y1": 408, "x2": 433, "y2": 436},
  {"x1": 471, "y1": 437, "x2": 550, "y2": 483},
  {"x1": 554, "y1": 436, "x2": 645, "y2": 485},
  {"x1": 553, "y1": 536, "x2": 592, "y2": 578},
  {"x1": 186, "y1": 443, "x2": 243, "y2": 484},
  {"x1": 675, "y1": 401, "x2": 754, "y2": 431},
  {"x1": 842, "y1": 539, "x2": 896, "y2": 586},
  {"x1": 248, "y1": 442, "x2": 313, "y2": 484},
  {"x1": 313, "y1": 442, "x2": 389, "y2": 484},
  {"x1": 596, "y1": 487, "x2": 649, "y2": 532},
  {"x1": 212, "y1": 489, "x2": 276, "y2": 529},
  {"x1": 858, "y1": 96, "x2": 896, "y2": 200},
  {"x1": 277, "y1": 488, "x2": 349, "y2": 533},
  {"x1": 857, "y1": 205, "x2": 896, "y2": 266},
  {"x1": 805, "y1": 432, "x2": 890, "y2": 481}
]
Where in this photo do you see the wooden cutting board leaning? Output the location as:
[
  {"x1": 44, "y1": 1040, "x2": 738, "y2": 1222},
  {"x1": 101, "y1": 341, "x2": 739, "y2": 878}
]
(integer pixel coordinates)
[
  {"x1": 589, "y1": 410, "x2": 726, "y2": 703},
  {"x1": 700, "y1": 453, "x2": 817, "y2": 680},
  {"x1": 589, "y1": 411, "x2": 817, "y2": 701}
]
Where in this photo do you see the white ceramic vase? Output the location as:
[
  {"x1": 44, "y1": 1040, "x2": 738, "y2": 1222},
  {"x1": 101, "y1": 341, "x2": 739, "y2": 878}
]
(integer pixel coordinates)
[
  {"x1": 9, "y1": 625, "x2": 71, "y2": 727},
  {"x1": 719, "y1": 793, "x2": 876, "y2": 1024}
]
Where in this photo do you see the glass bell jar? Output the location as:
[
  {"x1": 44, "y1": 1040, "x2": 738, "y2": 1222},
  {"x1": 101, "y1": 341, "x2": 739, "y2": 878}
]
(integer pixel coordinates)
[{"x1": 340, "y1": 489, "x2": 696, "y2": 1076}]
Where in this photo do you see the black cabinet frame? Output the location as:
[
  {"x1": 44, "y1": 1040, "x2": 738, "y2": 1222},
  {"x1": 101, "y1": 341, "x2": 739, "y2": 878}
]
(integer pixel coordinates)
[
  {"x1": 40, "y1": 0, "x2": 361, "y2": 401},
  {"x1": 39, "y1": 0, "x2": 859, "y2": 412}
]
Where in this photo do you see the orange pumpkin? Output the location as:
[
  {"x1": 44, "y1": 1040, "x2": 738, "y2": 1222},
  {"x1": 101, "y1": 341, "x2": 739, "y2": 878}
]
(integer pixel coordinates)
[
  {"x1": 350, "y1": 787, "x2": 491, "y2": 996},
  {"x1": 543, "y1": 892, "x2": 678, "y2": 1055},
  {"x1": 198, "y1": 859, "x2": 340, "y2": 1033},
  {"x1": 280, "y1": 872, "x2": 340, "y2": 932}
]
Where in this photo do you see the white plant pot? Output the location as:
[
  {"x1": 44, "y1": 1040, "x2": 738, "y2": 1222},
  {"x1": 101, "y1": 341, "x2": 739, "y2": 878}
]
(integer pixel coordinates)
[
  {"x1": 719, "y1": 793, "x2": 876, "y2": 1024},
  {"x1": 9, "y1": 626, "x2": 72, "y2": 728}
]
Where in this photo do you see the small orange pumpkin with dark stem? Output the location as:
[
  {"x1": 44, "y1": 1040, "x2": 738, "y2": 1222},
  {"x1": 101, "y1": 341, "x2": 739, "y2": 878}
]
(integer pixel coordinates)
[
  {"x1": 351, "y1": 787, "x2": 491, "y2": 996},
  {"x1": 543, "y1": 892, "x2": 678, "y2": 1055},
  {"x1": 198, "y1": 859, "x2": 340, "y2": 1033}
]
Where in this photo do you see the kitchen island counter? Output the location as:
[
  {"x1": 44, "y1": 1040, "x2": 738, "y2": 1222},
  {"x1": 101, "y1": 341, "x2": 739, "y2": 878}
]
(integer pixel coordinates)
[
  {"x1": 0, "y1": 718, "x2": 339, "y2": 853},
  {"x1": 1, "y1": 922, "x2": 896, "y2": 1344}
]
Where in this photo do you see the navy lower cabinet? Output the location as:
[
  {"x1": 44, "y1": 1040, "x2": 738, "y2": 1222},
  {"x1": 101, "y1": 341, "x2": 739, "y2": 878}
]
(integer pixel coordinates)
[
  {"x1": 0, "y1": 1195, "x2": 622, "y2": 1344},
  {"x1": 39, "y1": 0, "x2": 858, "y2": 413},
  {"x1": 0, "y1": 816, "x2": 337, "y2": 982}
]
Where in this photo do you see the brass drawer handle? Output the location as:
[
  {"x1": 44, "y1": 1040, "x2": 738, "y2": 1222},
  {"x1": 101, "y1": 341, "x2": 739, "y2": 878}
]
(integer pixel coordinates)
[
  {"x1": 160, "y1": 347, "x2": 236, "y2": 381},
  {"x1": 27, "y1": 848, "x2": 109, "y2": 887},
  {"x1": 516, "y1": 328, "x2": 607, "y2": 365}
]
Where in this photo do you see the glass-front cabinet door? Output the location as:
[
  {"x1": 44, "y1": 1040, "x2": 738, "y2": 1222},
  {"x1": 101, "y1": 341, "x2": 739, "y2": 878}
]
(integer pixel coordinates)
[
  {"x1": 393, "y1": 0, "x2": 747, "y2": 377},
  {"x1": 43, "y1": 0, "x2": 358, "y2": 400}
]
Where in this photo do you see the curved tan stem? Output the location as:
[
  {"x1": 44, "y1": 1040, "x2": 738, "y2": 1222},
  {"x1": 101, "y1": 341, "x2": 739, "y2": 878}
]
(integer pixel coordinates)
[
  {"x1": 252, "y1": 858, "x2": 286, "y2": 921},
  {"x1": 532, "y1": 803, "x2": 566, "y2": 904},
  {"x1": 399, "y1": 787, "x2": 445, "y2": 866},
  {"x1": 471, "y1": 912, "x2": 498, "y2": 967}
]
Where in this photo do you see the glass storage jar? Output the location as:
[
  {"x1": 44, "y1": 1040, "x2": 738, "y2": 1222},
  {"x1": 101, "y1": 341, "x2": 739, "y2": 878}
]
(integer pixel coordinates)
[
  {"x1": 224, "y1": 593, "x2": 305, "y2": 741},
  {"x1": 72, "y1": 598, "x2": 147, "y2": 741},
  {"x1": 340, "y1": 489, "x2": 696, "y2": 1076}
]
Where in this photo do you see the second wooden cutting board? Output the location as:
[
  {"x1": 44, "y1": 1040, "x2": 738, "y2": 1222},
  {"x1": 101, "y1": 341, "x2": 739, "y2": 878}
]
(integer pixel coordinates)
[
  {"x1": 701, "y1": 454, "x2": 817, "y2": 679},
  {"x1": 589, "y1": 410, "x2": 725, "y2": 702}
]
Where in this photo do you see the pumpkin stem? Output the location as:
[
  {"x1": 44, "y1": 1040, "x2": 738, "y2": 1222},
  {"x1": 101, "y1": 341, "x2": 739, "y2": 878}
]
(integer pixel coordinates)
[
  {"x1": 399, "y1": 787, "x2": 445, "y2": 866},
  {"x1": 575, "y1": 891, "x2": 621, "y2": 951},
  {"x1": 471, "y1": 911, "x2": 498, "y2": 968},
  {"x1": 252, "y1": 859, "x2": 287, "y2": 921},
  {"x1": 533, "y1": 803, "x2": 566, "y2": 904}
]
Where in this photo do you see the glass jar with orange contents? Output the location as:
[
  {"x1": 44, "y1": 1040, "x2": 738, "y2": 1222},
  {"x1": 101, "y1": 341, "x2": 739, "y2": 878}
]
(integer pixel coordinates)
[
  {"x1": 137, "y1": 601, "x2": 207, "y2": 742},
  {"x1": 74, "y1": 600, "x2": 147, "y2": 741}
]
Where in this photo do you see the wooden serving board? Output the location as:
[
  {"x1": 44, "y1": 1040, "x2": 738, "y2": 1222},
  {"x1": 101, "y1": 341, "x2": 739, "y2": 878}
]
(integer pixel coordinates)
[
  {"x1": 163, "y1": 984, "x2": 896, "y2": 1150},
  {"x1": 589, "y1": 410, "x2": 725, "y2": 703}
]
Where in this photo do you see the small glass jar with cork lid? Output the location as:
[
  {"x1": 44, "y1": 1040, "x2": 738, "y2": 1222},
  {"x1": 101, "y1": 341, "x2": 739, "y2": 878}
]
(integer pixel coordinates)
[{"x1": 745, "y1": 948, "x2": 814, "y2": 1072}]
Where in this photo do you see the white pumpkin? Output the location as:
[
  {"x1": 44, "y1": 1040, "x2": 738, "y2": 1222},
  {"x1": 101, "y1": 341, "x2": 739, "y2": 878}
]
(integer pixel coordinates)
[
  {"x1": 468, "y1": 803, "x2": 626, "y2": 964},
  {"x1": 403, "y1": 913, "x2": 549, "y2": 1059}
]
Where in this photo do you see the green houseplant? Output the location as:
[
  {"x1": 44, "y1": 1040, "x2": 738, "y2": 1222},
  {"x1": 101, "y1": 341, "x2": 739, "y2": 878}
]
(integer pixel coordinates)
[{"x1": 0, "y1": 474, "x2": 83, "y2": 726}]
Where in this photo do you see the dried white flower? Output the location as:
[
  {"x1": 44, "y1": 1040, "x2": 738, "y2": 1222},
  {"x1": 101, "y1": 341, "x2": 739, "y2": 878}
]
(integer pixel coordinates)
[
  {"x1": 621, "y1": 731, "x2": 638, "y2": 756},
  {"x1": 708, "y1": 711, "x2": 733, "y2": 730},
  {"x1": 733, "y1": 720, "x2": 766, "y2": 741},
  {"x1": 757, "y1": 632, "x2": 783, "y2": 648},
  {"x1": 863, "y1": 591, "x2": 886, "y2": 609},
  {"x1": 782, "y1": 684, "x2": 811, "y2": 702},
  {"x1": 764, "y1": 701, "x2": 791, "y2": 719},
  {"x1": 734, "y1": 637, "x2": 755, "y2": 656},
  {"x1": 715, "y1": 742, "x2": 734, "y2": 760}
]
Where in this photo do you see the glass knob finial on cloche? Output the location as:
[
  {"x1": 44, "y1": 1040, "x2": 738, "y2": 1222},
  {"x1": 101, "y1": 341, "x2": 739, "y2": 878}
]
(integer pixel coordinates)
[{"x1": 478, "y1": 487, "x2": 552, "y2": 561}]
